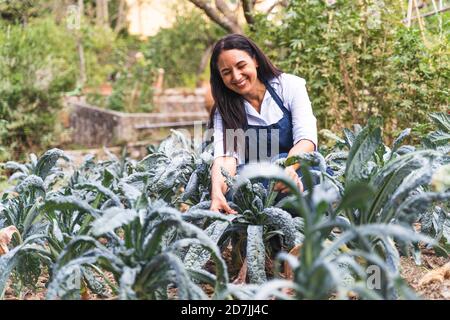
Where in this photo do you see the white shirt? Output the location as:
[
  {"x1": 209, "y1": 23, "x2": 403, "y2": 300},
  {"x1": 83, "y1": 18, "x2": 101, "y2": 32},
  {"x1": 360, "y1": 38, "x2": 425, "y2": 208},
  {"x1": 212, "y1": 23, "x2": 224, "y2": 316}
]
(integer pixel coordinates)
[{"x1": 213, "y1": 73, "x2": 318, "y2": 164}]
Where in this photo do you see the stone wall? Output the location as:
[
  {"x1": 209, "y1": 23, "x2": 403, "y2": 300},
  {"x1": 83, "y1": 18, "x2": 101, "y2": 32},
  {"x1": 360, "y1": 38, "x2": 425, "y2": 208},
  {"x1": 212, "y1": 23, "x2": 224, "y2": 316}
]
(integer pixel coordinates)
[
  {"x1": 66, "y1": 102, "x2": 120, "y2": 147},
  {"x1": 65, "y1": 90, "x2": 209, "y2": 147}
]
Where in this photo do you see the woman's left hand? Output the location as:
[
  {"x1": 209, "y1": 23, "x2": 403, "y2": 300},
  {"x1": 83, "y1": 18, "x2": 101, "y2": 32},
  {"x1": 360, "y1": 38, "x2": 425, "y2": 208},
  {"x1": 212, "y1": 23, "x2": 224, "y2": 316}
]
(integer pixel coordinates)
[{"x1": 274, "y1": 166, "x2": 303, "y2": 193}]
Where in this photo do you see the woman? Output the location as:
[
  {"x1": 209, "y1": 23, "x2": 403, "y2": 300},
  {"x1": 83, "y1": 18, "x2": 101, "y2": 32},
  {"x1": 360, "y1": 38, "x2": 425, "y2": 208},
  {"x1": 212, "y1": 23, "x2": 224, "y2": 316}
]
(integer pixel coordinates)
[{"x1": 209, "y1": 34, "x2": 317, "y2": 214}]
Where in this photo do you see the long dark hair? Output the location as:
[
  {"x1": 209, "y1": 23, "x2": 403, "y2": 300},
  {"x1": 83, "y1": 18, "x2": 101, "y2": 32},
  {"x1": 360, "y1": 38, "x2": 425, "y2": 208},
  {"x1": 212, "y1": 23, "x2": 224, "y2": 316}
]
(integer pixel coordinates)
[{"x1": 208, "y1": 34, "x2": 282, "y2": 154}]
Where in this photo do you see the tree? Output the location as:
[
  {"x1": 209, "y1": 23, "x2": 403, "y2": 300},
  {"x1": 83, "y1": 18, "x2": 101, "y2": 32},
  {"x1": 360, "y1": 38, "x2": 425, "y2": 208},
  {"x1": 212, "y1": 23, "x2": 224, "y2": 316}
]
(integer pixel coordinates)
[
  {"x1": 187, "y1": 0, "x2": 288, "y2": 34},
  {"x1": 113, "y1": 0, "x2": 127, "y2": 33},
  {"x1": 188, "y1": 0, "x2": 242, "y2": 33},
  {"x1": 95, "y1": 0, "x2": 109, "y2": 27}
]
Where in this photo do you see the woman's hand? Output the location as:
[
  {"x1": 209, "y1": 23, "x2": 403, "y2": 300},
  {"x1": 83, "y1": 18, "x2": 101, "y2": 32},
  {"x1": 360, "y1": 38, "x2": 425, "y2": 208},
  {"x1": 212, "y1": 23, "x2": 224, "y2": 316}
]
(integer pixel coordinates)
[
  {"x1": 274, "y1": 166, "x2": 303, "y2": 193},
  {"x1": 210, "y1": 156, "x2": 237, "y2": 214},
  {"x1": 210, "y1": 193, "x2": 237, "y2": 214}
]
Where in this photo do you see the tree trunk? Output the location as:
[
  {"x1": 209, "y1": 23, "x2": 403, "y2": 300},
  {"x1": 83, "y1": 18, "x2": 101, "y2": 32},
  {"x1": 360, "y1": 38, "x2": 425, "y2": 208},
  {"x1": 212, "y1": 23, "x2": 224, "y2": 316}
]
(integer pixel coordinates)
[
  {"x1": 96, "y1": 0, "x2": 109, "y2": 27},
  {"x1": 215, "y1": 0, "x2": 238, "y2": 25},
  {"x1": 78, "y1": 0, "x2": 84, "y2": 27},
  {"x1": 114, "y1": 0, "x2": 127, "y2": 33},
  {"x1": 77, "y1": 0, "x2": 87, "y2": 86},
  {"x1": 241, "y1": 0, "x2": 255, "y2": 25},
  {"x1": 196, "y1": 44, "x2": 214, "y2": 87},
  {"x1": 53, "y1": 0, "x2": 71, "y2": 24},
  {"x1": 96, "y1": 0, "x2": 103, "y2": 25},
  {"x1": 265, "y1": 0, "x2": 289, "y2": 14},
  {"x1": 189, "y1": 0, "x2": 243, "y2": 34},
  {"x1": 103, "y1": 0, "x2": 109, "y2": 26}
]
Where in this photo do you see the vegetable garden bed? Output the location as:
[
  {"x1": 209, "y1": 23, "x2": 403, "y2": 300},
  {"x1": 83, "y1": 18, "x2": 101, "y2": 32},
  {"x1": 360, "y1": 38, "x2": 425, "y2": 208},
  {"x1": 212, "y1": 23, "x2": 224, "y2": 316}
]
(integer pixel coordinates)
[{"x1": 0, "y1": 113, "x2": 449, "y2": 300}]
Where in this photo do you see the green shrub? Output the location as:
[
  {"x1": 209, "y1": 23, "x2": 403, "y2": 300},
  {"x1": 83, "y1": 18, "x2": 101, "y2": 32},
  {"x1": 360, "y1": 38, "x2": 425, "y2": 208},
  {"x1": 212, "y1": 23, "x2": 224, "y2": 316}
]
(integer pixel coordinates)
[
  {"x1": 143, "y1": 9, "x2": 225, "y2": 88},
  {"x1": 0, "y1": 16, "x2": 158, "y2": 160},
  {"x1": 105, "y1": 49, "x2": 156, "y2": 113},
  {"x1": 250, "y1": 0, "x2": 449, "y2": 141},
  {"x1": 0, "y1": 18, "x2": 77, "y2": 161}
]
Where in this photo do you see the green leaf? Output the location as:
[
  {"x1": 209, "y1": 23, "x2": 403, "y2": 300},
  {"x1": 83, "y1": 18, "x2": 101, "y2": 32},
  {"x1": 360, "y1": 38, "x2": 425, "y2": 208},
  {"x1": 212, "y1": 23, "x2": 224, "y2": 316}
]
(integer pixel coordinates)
[
  {"x1": 181, "y1": 209, "x2": 234, "y2": 223},
  {"x1": 263, "y1": 207, "x2": 303, "y2": 248},
  {"x1": 426, "y1": 130, "x2": 450, "y2": 146},
  {"x1": 343, "y1": 128, "x2": 356, "y2": 148},
  {"x1": 75, "y1": 182, "x2": 122, "y2": 207},
  {"x1": 285, "y1": 152, "x2": 326, "y2": 172},
  {"x1": 34, "y1": 148, "x2": 69, "y2": 180},
  {"x1": 117, "y1": 182, "x2": 142, "y2": 204},
  {"x1": 246, "y1": 225, "x2": 267, "y2": 284},
  {"x1": 378, "y1": 236, "x2": 400, "y2": 274},
  {"x1": 0, "y1": 234, "x2": 46, "y2": 298},
  {"x1": 380, "y1": 164, "x2": 436, "y2": 223},
  {"x1": 397, "y1": 192, "x2": 450, "y2": 224},
  {"x1": 182, "y1": 171, "x2": 199, "y2": 201},
  {"x1": 102, "y1": 168, "x2": 115, "y2": 188},
  {"x1": 91, "y1": 207, "x2": 138, "y2": 236},
  {"x1": 345, "y1": 117, "x2": 383, "y2": 184},
  {"x1": 336, "y1": 182, "x2": 375, "y2": 213},
  {"x1": 175, "y1": 220, "x2": 229, "y2": 287},
  {"x1": 0, "y1": 246, "x2": 22, "y2": 298},
  {"x1": 368, "y1": 150, "x2": 442, "y2": 223},
  {"x1": 392, "y1": 128, "x2": 411, "y2": 155},
  {"x1": 183, "y1": 219, "x2": 231, "y2": 270},
  {"x1": 4, "y1": 161, "x2": 29, "y2": 175},
  {"x1": 118, "y1": 266, "x2": 139, "y2": 300},
  {"x1": 186, "y1": 269, "x2": 217, "y2": 287},
  {"x1": 234, "y1": 163, "x2": 301, "y2": 197},
  {"x1": 15, "y1": 175, "x2": 45, "y2": 194},
  {"x1": 47, "y1": 256, "x2": 95, "y2": 300},
  {"x1": 187, "y1": 201, "x2": 212, "y2": 211},
  {"x1": 162, "y1": 252, "x2": 208, "y2": 300},
  {"x1": 82, "y1": 266, "x2": 110, "y2": 298},
  {"x1": 142, "y1": 217, "x2": 181, "y2": 259},
  {"x1": 428, "y1": 112, "x2": 450, "y2": 132},
  {"x1": 43, "y1": 196, "x2": 100, "y2": 219},
  {"x1": 137, "y1": 154, "x2": 167, "y2": 172}
]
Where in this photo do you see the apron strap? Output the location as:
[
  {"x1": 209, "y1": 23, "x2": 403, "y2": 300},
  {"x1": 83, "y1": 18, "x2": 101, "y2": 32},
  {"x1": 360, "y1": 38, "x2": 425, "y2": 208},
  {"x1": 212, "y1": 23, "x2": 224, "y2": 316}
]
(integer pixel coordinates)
[{"x1": 264, "y1": 79, "x2": 288, "y2": 113}]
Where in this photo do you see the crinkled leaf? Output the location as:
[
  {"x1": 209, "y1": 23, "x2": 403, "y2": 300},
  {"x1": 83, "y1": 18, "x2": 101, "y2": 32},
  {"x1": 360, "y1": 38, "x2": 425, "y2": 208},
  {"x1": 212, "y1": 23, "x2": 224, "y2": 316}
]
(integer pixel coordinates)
[
  {"x1": 345, "y1": 117, "x2": 382, "y2": 184},
  {"x1": 15, "y1": 175, "x2": 45, "y2": 194},
  {"x1": 246, "y1": 225, "x2": 267, "y2": 284},
  {"x1": 263, "y1": 207, "x2": 303, "y2": 248},
  {"x1": 75, "y1": 182, "x2": 122, "y2": 207},
  {"x1": 392, "y1": 128, "x2": 411, "y2": 154},
  {"x1": 91, "y1": 207, "x2": 138, "y2": 236},
  {"x1": 35, "y1": 148, "x2": 69, "y2": 180},
  {"x1": 183, "y1": 220, "x2": 231, "y2": 270}
]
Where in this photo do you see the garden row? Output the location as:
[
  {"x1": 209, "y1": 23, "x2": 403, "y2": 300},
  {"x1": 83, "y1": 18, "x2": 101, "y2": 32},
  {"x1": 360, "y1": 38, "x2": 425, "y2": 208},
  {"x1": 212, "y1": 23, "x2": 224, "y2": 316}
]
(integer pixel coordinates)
[{"x1": 0, "y1": 113, "x2": 449, "y2": 299}]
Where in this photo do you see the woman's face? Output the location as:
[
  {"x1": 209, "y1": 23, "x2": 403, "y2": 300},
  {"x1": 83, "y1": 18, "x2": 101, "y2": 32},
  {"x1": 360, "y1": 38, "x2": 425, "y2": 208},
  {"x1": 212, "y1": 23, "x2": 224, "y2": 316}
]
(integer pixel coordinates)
[{"x1": 217, "y1": 49, "x2": 259, "y2": 96}]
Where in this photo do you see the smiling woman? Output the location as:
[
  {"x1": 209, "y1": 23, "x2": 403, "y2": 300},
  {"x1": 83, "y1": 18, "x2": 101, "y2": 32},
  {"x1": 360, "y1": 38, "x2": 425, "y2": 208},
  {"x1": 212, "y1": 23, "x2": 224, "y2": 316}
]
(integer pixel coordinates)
[
  {"x1": 208, "y1": 34, "x2": 318, "y2": 215},
  {"x1": 217, "y1": 49, "x2": 264, "y2": 109}
]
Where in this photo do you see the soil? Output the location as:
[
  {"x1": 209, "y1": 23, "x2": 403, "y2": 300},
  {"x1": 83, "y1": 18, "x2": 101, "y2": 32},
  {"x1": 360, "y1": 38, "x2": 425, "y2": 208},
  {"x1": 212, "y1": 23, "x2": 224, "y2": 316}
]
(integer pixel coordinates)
[
  {"x1": 4, "y1": 245, "x2": 449, "y2": 300},
  {"x1": 4, "y1": 269, "x2": 118, "y2": 300},
  {"x1": 3, "y1": 221, "x2": 449, "y2": 300},
  {"x1": 400, "y1": 249, "x2": 450, "y2": 300}
]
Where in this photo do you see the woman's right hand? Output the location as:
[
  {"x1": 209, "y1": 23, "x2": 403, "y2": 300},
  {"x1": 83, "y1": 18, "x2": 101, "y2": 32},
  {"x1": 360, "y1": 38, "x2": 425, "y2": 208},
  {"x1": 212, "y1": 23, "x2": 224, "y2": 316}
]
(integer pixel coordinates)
[{"x1": 210, "y1": 193, "x2": 237, "y2": 214}]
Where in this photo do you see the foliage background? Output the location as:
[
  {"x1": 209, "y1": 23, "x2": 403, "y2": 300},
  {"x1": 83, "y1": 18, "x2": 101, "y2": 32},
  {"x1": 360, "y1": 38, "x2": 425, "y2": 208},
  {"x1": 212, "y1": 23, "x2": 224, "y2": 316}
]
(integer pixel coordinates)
[
  {"x1": 143, "y1": 8, "x2": 225, "y2": 88},
  {"x1": 249, "y1": 0, "x2": 449, "y2": 141},
  {"x1": 0, "y1": 1, "x2": 222, "y2": 161},
  {"x1": 0, "y1": 18, "x2": 77, "y2": 161},
  {"x1": 0, "y1": 0, "x2": 448, "y2": 160}
]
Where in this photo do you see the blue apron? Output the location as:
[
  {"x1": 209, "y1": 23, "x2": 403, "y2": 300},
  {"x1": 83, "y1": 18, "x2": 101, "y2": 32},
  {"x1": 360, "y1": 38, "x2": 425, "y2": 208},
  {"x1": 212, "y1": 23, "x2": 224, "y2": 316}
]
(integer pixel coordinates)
[
  {"x1": 227, "y1": 79, "x2": 329, "y2": 205},
  {"x1": 243, "y1": 80, "x2": 294, "y2": 164},
  {"x1": 229, "y1": 80, "x2": 301, "y2": 203}
]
